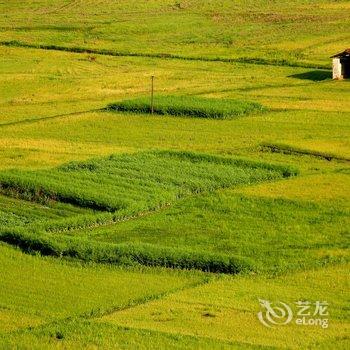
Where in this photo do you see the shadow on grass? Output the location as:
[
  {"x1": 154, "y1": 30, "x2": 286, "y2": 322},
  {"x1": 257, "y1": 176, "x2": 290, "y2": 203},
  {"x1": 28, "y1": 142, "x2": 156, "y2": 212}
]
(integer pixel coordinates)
[{"x1": 288, "y1": 70, "x2": 332, "y2": 81}]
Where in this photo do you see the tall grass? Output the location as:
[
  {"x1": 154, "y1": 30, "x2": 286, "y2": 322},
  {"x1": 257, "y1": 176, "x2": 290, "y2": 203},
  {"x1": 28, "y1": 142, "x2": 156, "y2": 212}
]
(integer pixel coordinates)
[
  {"x1": 0, "y1": 151, "x2": 296, "y2": 273},
  {"x1": 0, "y1": 151, "x2": 296, "y2": 213},
  {"x1": 0, "y1": 228, "x2": 253, "y2": 274},
  {"x1": 107, "y1": 96, "x2": 266, "y2": 119}
]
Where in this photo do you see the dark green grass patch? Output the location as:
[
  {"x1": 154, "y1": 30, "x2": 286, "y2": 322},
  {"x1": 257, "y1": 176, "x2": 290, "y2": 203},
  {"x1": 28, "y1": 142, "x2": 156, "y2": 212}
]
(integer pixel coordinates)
[
  {"x1": 260, "y1": 142, "x2": 350, "y2": 162},
  {"x1": 107, "y1": 96, "x2": 266, "y2": 119},
  {"x1": 0, "y1": 229, "x2": 253, "y2": 274},
  {"x1": 0, "y1": 151, "x2": 296, "y2": 214},
  {"x1": 0, "y1": 195, "x2": 91, "y2": 229},
  {"x1": 0, "y1": 151, "x2": 297, "y2": 273},
  {"x1": 0, "y1": 151, "x2": 296, "y2": 273}
]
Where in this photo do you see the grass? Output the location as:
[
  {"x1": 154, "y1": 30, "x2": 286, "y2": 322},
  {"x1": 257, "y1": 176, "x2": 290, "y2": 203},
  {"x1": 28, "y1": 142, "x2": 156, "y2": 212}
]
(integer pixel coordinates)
[
  {"x1": 0, "y1": 194, "x2": 91, "y2": 228},
  {"x1": 0, "y1": 0, "x2": 349, "y2": 66},
  {"x1": 107, "y1": 95, "x2": 266, "y2": 119},
  {"x1": 0, "y1": 150, "x2": 295, "y2": 213},
  {"x1": 69, "y1": 185, "x2": 349, "y2": 274},
  {"x1": 0, "y1": 243, "x2": 205, "y2": 330},
  {"x1": 1, "y1": 160, "x2": 347, "y2": 275},
  {"x1": 0, "y1": 0, "x2": 349, "y2": 348},
  {"x1": 101, "y1": 264, "x2": 350, "y2": 349},
  {"x1": 1, "y1": 243, "x2": 348, "y2": 349},
  {"x1": 0, "y1": 44, "x2": 349, "y2": 130},
  {"x1": 0, "y1": 40, "x2": 330, "y2": 69},
  {"x1": 237, "y1": 172, "x2": 350, "y2": 204},
  {"x1": 1, "y1": 320, "x2": 258, "y2": 350},
  {"x1": 0, "y1": 150, "x2": 296, "y2": 273},
  {"x1": 261, "y1": 142, "x2": 350, "y2": 162},
  {"x1": 0, "y1": 229, "x2": 254, "y2": 274}
]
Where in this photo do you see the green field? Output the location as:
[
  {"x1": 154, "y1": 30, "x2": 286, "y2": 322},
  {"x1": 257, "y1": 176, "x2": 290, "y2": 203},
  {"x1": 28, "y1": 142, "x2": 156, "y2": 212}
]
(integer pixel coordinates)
[
  {"x1": 0, "y1": 0, "x2": 349, "y2": 349},
  {"x1": 107, "y1": 96, "x2": 266, "y2": 119}
]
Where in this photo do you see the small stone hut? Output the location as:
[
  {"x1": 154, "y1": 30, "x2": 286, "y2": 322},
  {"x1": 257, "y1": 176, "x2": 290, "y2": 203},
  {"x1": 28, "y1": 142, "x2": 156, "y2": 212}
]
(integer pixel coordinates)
[{"x1": 331, "y1": 49, "x2": 350, "y2": 80}]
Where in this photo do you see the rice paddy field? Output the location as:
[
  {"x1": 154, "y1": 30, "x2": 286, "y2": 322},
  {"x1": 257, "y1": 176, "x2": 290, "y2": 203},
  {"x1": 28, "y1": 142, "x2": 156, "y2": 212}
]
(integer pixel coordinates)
[{"x1": 0, "y1": 0, "x2": 349, "y2": 349}]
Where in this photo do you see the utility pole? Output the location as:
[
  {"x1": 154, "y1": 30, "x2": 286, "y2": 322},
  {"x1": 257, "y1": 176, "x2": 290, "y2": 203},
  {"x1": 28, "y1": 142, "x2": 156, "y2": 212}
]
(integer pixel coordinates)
[{"x1": 151, "y1": 75, "x2": 154, "y2": 114}]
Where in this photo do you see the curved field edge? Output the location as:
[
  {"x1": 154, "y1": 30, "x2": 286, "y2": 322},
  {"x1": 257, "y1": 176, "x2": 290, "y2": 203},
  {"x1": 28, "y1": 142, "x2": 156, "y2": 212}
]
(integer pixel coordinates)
[
  {"x1": 0, "y1": 229, "x2": 253, "y2": 275},
  {"x1": 106, "y1": 96, "x2": 266, "y2": 119}
]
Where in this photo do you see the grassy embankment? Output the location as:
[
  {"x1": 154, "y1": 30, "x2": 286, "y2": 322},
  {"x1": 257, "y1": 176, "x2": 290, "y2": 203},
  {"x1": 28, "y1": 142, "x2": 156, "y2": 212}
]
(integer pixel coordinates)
[{"x1": 107, "y1": 96, "x2": 265, "y2": 119}]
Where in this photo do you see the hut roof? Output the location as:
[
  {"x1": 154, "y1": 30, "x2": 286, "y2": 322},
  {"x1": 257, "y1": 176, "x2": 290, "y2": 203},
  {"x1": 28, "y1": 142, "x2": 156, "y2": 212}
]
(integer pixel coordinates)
[{"x1": 331, "y1": 49, "x2": 350, "y2": 58}]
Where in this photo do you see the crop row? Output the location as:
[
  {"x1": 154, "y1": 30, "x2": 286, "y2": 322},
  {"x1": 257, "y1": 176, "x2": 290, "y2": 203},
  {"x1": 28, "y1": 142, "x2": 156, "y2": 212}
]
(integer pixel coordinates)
[
  {"x1": 0, "y1": 228, "x2": 253, "y2": 274},
  {"x1": 0, "y1": 151, "x2": 297, "y2": 273},
  {"x1": 0, "y1": 151, "x2": 297, "y2": 213}
]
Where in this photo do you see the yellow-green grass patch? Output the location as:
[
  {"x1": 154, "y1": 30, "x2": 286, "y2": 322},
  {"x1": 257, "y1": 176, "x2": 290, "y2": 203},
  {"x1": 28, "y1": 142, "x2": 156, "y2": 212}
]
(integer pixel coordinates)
[
  {"x1": 101, "y1": 264, "x2": 350, "y2": 349},
  {"x1": 0, "y1": 0, "x2": 348, "y2": 65},
  {"x1": 0, "y1": 138, "x2": 133, "y2": 170},
  {"x1": 0, "y1": 194, "x2": 91, "y2": 228},
  {"x1": 0, "y1": 243, "x2": 205, "y2": 332},
  {"x1": 233, "y1": 173, "x2": 350, "y2": 205},
  {"x1": 1, "y1": 109, "x2": 349, "y2": 172},
  {"x1": 0, "y1": 309, "x2": 42, "y2": 334},
  {"x1": 1, "y1": 320, "x2": 256, "y2": 350}
]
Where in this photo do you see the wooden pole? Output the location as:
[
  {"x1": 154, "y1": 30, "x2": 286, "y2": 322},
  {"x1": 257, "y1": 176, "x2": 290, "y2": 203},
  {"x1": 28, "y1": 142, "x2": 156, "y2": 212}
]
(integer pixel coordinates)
[{"x1": 151, "y1": 75, "x2": 154, "y2": 114}]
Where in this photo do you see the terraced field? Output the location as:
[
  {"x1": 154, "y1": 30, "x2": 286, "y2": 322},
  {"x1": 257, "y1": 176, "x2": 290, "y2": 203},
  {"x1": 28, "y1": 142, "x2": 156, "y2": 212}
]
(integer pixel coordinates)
[{"x1": 0, "y1": 0, "x2": 349, "y2": 349}]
